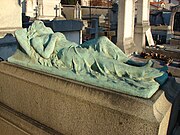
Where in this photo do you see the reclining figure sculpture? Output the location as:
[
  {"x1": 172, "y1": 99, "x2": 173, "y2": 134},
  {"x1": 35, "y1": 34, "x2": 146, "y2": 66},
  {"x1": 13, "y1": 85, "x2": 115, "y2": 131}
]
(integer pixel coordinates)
[{"x1": 8, "y1": 21, "x2": 168, "y2": 98}]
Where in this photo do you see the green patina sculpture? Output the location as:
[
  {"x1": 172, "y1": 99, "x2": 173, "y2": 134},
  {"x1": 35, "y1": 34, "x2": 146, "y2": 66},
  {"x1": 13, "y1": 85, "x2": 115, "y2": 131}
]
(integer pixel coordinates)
[{"x1": 8, "y1": 21, "x2": 168, "y2": 98}]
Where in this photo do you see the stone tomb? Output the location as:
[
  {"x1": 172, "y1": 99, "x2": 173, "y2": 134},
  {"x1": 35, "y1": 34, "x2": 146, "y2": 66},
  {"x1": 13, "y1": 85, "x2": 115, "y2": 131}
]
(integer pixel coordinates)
[{"x1": 0, "y1": 62, "x2": 172, "y2": 135}]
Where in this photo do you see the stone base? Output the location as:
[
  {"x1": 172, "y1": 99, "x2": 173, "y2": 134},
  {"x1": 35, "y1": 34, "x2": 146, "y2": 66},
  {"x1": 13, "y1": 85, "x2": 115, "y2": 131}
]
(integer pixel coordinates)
[
  {"x1": 0, "y1": 62, "x2": 172, "y2": 135},
  {"x1": 0, "y1": 102, "x2": 61, "y2": 135},
  {"x1": 134, "y1": 24, "x2": 153, "y2": 53},
  {"x1": 117, "y1": 38, "x2": 136, "y2": 55}
]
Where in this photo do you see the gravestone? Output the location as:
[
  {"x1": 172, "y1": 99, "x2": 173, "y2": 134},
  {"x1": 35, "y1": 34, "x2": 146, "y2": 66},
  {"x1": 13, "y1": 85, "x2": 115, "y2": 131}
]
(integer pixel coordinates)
[
  {"x1": 146, "y1": 27, "x2": 155, "y2": 46},
  {"x1": 25, "y1": 0, "x2": 37, "y2": 18},
  {"x1": 0, "y1": 0, "x2": 22, "y2": 37},
  {"x1": 99, "y1": 14, "x2": 105, "y2": 25},
  {"x1": 24, "y1": 0, "x2": 65, "y2": 20},
  {"x1": 34, "y1": 5, "x2": 41, "y2": 18},
  {"x1": 74, "y1": 1, "x2": 82, "y2": 20},
  {"x1": 81, "y1": 0, "x2": 90, "y2": 6},
  {"x1": 54, "y1": 5, "x2": 60, "y2": 17},
  {"x1": 53, "y1": 2, "x2": 66, "y2": 20}
]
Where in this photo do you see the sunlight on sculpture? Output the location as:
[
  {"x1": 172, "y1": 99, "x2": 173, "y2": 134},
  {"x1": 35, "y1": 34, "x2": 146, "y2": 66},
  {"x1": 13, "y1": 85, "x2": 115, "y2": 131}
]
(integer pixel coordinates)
[{"x1": 8, "y1": 21, "x2": 168, "y2": 98}]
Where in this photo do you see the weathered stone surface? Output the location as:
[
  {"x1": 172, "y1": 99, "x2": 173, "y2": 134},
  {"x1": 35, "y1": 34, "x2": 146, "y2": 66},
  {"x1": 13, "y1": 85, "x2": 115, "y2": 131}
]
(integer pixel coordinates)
[
  {"x1": 0, "y1": 102, "x2": 59, "y2": 135},
  {"x1": 0, "y1": 118, "x2": 28, "y2": 135},
  {"x1": 0, "y1": 62, "x2": 172, "y2": 135}
]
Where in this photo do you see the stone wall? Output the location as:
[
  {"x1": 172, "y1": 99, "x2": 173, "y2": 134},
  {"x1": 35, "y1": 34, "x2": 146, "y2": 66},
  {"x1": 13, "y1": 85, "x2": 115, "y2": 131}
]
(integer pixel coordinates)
[{"x1": 0, "y1": 0, "x2": 22, "y2": 35}]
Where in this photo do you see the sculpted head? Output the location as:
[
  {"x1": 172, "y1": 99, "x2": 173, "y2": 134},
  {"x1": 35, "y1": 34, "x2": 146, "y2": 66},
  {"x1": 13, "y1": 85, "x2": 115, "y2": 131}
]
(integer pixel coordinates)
[{"x1": 27, "y1": 21, "x2": 54, "y2": 39}]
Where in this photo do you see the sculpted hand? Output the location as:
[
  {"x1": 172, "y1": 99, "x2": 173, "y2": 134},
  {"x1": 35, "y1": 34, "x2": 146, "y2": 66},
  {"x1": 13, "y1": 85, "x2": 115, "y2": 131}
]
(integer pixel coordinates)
[{"x1": 38, "y1": 57, "x2": 52, "y2": 67}]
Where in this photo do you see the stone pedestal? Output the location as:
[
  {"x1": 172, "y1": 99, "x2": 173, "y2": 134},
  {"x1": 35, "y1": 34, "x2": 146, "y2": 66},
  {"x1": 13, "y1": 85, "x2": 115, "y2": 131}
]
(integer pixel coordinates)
[
  {"x1": 0, "y1": 0, "x2": 22, "y2": 37},
  {"x1": 134, "y1": 23, "x2": 150, "y2": 52},
  {"x1": 134, "y1": 0, "x2": 154, "y2": 52},
  {"x1": 0, "y1": 102, "x2": 53, "y2": 135},
  {"x1": 117, "y1": 0, "x2": 136, "y2": 54},
  {"x1": 0, "y1": 62, "x2": 172, "y2": 135}
]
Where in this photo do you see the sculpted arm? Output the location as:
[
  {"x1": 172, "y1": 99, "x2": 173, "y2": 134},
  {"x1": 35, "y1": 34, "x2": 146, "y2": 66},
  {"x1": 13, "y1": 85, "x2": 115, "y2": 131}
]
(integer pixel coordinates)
[
  {"x1": 15, "y1": 29, "x2": 34, "y2": 57},
  {"x1": 31, "y1": 34, "x2": 58, "y2": 59}
]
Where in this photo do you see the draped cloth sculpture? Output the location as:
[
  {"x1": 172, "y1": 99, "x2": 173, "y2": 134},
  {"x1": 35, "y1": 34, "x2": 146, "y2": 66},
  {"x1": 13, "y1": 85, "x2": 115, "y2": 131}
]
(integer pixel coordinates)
[{"x1": 8, "y1": 21, "x2": 168, "y2": 98}]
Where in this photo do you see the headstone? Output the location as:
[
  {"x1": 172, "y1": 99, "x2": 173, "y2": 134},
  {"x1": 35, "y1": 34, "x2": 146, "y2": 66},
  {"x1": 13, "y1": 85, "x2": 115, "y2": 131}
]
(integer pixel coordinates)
[
  {"x1": 81, "y1": 0, "x2": 90, "y2": 6},
  {"x1": 25, "y1": 0, "x2": 37, "y2": 18},
  {"x1": 146, "y1": 27, "x2": 155, "y2": 46},
  {"x1": 54, "y1": 5, "x2": 59, "y2": 17},
  {"x1": 34, "y1": 5, "x2": 40, "y2": 18},
  {"x1": 74, "y1": 1, "x2": 82, "y2": 20},
  {"x1": 54, "y1": 2, "x2": 66, "y2": 20},
  {"x1": 0, "y1": 0, "x2": 22, "y2": 37},
  {"x1": 99, "y1": 14, "x2": 105, "y2": 24},
  {"x1": 24, "y1": 0, "x2": 65, "y2": 20},
  {"x1": 39, "y1": 4, "x2": 43, "y2": 17}
]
